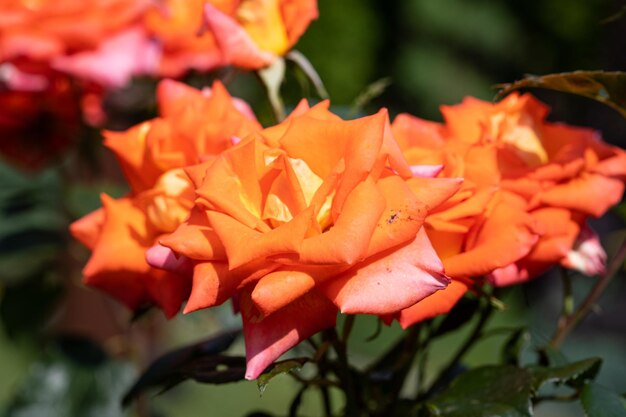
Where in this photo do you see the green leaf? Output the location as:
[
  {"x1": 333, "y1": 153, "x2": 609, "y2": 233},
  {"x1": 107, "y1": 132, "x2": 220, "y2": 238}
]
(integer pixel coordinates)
[
  {"x1": 122, "y1": 330, "x2": 242, "y2": 406},
  {"x1": 3, "y1": 339, "x2": 135, "y2": 417},
  {"x1": 529, "y1": 357, "x2": 602, "y2": 391},
  {"x1": 257, "y1": 358, "x2": 308, "y2": 394},
  {"x1": 496, "y1": 71, "x2": 626, "y2": 118},
  {"x1": 581, "y1": 383, "x2": 626, "y2": 417},
  {"x1": 425, "y1": 365, "x2": 534, "y2": 417}
]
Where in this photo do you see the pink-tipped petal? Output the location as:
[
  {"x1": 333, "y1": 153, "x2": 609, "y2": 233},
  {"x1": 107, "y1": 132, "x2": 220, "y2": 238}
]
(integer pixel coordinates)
[
  {"x1": 241, "y1": 289, "x2": 337, "y2": 380},
  {"x1": 410, "y1": 164, "x2": 444, "y2": 178},
  {"x1": 561, "y1": 225, "x2": 607, "y2": 276},
  {"x1": 203, "y1": 3, "x2": 275, "y2": 69},
  {"x1": 146, "y1": 244, "x2": 193, "y2": 276}
]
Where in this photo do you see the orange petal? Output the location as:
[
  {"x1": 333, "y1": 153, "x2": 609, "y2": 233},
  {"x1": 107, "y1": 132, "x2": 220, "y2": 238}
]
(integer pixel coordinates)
[
  {"x1": 320, "y1": 229, "x2": 449, "y2": 315},
  {"x1": 396, "y1": 279, "x2": 471, "y2": 328},
  {"x1": 280, "y1": 0, "x2": 318, "y2": 47},
  {"x1": 443, "y1": 198, "x2": 539, "y2": 278},
  {"x1": 82, "y1": 195, "x2": 154, "y2": 311},
  {"x1": 144, "y1": 268, "x2": 191, "y2": 319},
  {"x1": 70, "y1": 207, "x2": 104, "y2": 250},
  {"x1": 365, "y1": 175, "x2": 428, "y2": 257},
  {"x1": 156, "y1": 78, "x2": 205, "y2": 118},
  {"x1": 407, "y1": 177, "x2": 463, "y2": 212},
  {"x1": 203, "y1": 3, "x2": 275, "y2": 69},
  {"x1": 208, "y1": 207, "x2": 313, "y2": 269},
  {"x1": 536, "y1": 173, "x2": 625, "y2": 217},
  {"x1": 299, "y1": 177, "x2": 385, "y2": 265},
  {"x1": 104, "y1": 125, "x2": 162, "y2": 193},
  {"x1": 159, "y1": 206, "x2": 227, "y2": 261},
  {"x1": 251, "y1": 270, "x2": 316, "y2": 317}
]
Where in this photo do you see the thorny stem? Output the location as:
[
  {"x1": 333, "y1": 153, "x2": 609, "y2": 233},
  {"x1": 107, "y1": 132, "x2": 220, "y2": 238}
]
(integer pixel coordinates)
[
  {"x1": 550, "y1": 237, "x2": 626, "y2": 349},
  {"x1": 421, "y1": 301, "x2": 494, "y2": 399}
]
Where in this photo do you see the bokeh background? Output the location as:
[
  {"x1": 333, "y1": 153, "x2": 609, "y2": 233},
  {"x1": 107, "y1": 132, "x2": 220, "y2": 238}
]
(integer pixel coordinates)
[{"x1": 1, "y1": 1, "x2": 625, "y2": 416}]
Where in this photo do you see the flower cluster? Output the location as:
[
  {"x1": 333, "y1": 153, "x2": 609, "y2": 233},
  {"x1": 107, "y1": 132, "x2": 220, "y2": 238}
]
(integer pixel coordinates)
[
  {"x1": 387, "y1": 93, "x2": 626, "y2": 326},
  {"x1": 0, "y1": 0, "x2": 317, "y2": 168},
  {"x1": 71, "y1": 85, "x2": 626, "y2": 379},
  {"x1": 0, "y1": 0, "x2": 316, "y2": 88}
]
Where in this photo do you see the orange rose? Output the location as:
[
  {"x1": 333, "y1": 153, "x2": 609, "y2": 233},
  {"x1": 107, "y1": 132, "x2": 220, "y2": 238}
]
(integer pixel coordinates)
[
  {"x1": 387, "y1": 93, "x2": 626, "y2": 327},
  {"x1": 71, "y1": 79, "x2": 260, "y2": 317},
  {"x1": 150, "y1": 102, "x2": 459, "y2": 378},
  {"x1": 387, "y1": 114, "x2": 540, "y2": 327},
  {"x1": 144, "y1": 0, "x2": 318, "y2": 75}
]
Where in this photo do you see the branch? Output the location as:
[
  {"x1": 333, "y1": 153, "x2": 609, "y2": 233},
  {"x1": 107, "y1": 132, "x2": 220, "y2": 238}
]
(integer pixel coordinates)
[{"x1": 550, "y1": 237, "x2": 626, "y2": 349}]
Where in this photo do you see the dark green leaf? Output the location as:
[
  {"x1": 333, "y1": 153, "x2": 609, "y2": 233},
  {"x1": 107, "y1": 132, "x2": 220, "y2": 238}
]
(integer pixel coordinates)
[
  {"x1": 3, "y1": 339, "x2": 135, "y2": 417},
  {"x1": 537, "y1": 345, "x2": 570, "y2": 367},
  {"x1": 257, "y1": 358, "x2": 309, "y2": 393},
  {"x1": 496, "y1": 71, "x2": 626, "y2": 118},
  {"x1": 122, "y1": 329, "x2": 241, "y2": 406},
  {"x1": 581, "y1": 383, "x2": 626, "y2": 417},
  {"x1": 529, "y1": 357, "x2": 602, "y2": 391},
  {"x1": 0, "y1": 273, "x2": 64, "y2": 338},
  {"x1": 425, "y1": 365, "x2": 533, "y2": 417}
]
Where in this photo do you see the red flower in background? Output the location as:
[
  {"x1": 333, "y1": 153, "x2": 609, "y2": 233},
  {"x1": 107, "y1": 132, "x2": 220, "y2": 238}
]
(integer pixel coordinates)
[{"x1": 0, "y1": 63, "x2": 82, "y2": 169}]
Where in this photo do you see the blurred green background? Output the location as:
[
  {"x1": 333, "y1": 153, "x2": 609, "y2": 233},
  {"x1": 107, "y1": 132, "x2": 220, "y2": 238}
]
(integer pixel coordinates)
[{"x1": 1, "y1": 1, "x2": 625, "y2": 416}]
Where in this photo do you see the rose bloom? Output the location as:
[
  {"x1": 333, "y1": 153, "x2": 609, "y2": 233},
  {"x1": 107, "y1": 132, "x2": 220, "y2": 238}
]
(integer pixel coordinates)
[
  {"x1": 0, "y1": 0, "x2": 157, "y2": 87},
  {"x1": 386, "y1": 92, "x2": 626, "y2": 327},
  {"x1": 70, "y1": 79, "x2": 260, "y2": 317},
  {"x1": 147, "y1": 101, "x2": 461, "y2": 378},
  {"x1": 143, "y1": 0, "x2": 318, "y2": 75}
]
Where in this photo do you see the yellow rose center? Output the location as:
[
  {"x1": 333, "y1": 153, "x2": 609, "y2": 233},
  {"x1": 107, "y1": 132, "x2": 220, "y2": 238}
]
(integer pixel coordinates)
[
  {"x1": 235, "y1": 0, "x2": 289, "y2": 55},
  {"x1": 145, "y1": 169, "x2": 195, "y2": 233},
  {"x1": 258, "y1": 152, "x2": 333, "y2": 230},
  {"x1": 488, "y1": 111, "x2": 548, "y2": 167}
]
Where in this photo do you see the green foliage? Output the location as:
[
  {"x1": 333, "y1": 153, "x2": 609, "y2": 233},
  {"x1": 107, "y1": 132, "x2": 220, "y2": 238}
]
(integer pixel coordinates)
[
  {"x1": 580, "y1": 383, "x2": 626, "y2": 417},
  {"x1": 529, "y1": 358, "x2": 602, "y2": 391},
  {"x1": 423, "y1": 358, "x2": 603, "y2": 417},
  {"x1": 497, "y1": 71, "x2": 626, "y2": 118},
  {"x1": 256, "y1": 358, "x2": 309, "y2": 394},
  {"x1": 0, "y1": 162, "x2": 68, "y2": 338},
  {"x1": 122, "y1": 330, "x2": 243, "y2": 406},
  {"x1": 3, "y1": 338, "x2": 135, "y2": 417},
  {"x1": 425, "y1": 365, "x2": 534, "y2": 417}
]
